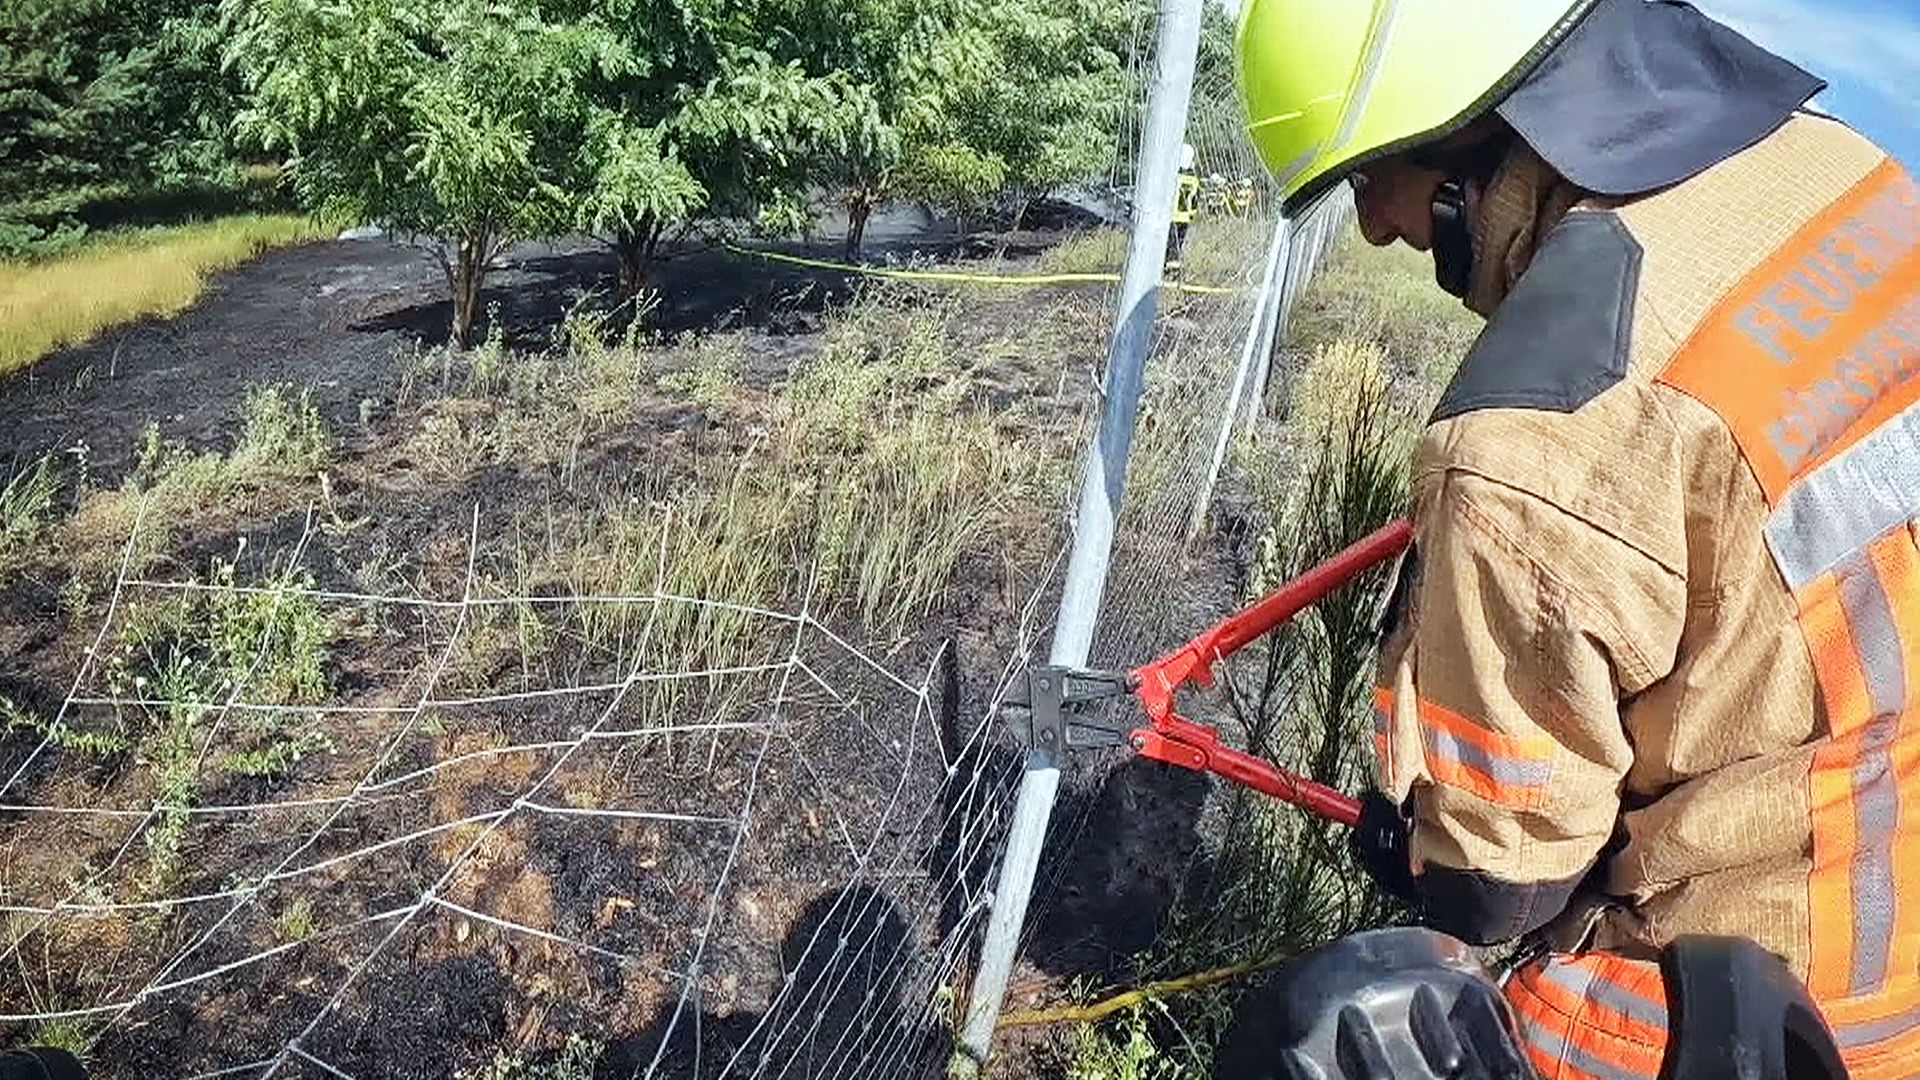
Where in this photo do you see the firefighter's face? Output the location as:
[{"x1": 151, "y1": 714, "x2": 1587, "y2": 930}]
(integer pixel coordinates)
[{"x1": 1350, "y1": 156, "x2": 1447, "y2": 252}]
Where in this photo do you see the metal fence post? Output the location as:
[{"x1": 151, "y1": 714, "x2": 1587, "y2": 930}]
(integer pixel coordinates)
[{"x1": 948, "y1": 0, "x2": 1204, "y2": 1072}]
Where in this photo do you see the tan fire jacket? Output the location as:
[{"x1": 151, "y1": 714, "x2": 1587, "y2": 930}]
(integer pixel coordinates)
[{"x1": 1373, "y1": 113, "x2": 1920, "y2": 1074}]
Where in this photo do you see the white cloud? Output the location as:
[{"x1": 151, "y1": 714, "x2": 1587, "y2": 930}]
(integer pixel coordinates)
[{"x1": 1697, "y1": 0, "x2": 1920, "y2": 114}]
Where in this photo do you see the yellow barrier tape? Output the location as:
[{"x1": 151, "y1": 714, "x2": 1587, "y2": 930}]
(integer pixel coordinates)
[
  {"x1": 993, "y1": 956, "x2": 1284, "y2": 1030},
  {"x1": 721, "y1": 242, "x2": 1239, "y2": 296}
]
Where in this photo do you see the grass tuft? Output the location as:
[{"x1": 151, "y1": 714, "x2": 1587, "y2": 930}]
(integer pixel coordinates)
[
  {"x1": 0, "y1": 454, "x2": 61, "y2": 583},
  {"x1": 0, "y1": 215, "x2": 332, "y2": 376},
  {"x1": 60, "y1": 386, "x2": 333, "y2": 598},
  {"x1": 458, "y1": 1036, "x2": 601, "y2": 1080}
]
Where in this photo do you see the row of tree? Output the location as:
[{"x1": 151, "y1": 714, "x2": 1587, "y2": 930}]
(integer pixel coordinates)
[{"x1": 3, "y1": 0, "x2": 1196, "y2": 345}]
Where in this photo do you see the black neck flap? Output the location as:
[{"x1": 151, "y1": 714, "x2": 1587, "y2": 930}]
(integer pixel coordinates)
[{"x1": 1494, "y1": 0, "x2": 1825, "y2": 197}]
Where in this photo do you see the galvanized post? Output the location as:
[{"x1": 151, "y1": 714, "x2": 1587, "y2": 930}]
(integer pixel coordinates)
[
  {"x1": 1243, "y1": 217, "x2": 1295, "y2": 428},
  {"x1": 948, "y1": 0, "x2": 1204, "y2": 1073},
  {"x1": 1189, "y1": 214, "x2": 1290, "y2": 541}
]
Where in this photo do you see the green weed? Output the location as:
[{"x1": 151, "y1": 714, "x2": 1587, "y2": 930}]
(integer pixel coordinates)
[
  {"x1": 60, "y1": 386, "x2": 333, "y2": 598},
  {"x1": 1063, "y1": 1003, "x2": 1204, "y2": 1080},
  {"x1": 219, "y1": 725, "x2": 333, "y2": 779},
  {"x1": 458, "y1": 1036, "x2": 601, "y2": 1080},
  {"x1": 231, "y1": 385, "x2": 334, "y2": 477},
  {"x1": 1, "y1": 696, "x2": 130, "y2": 759},
  {"x1": 275, "y1": 897, "x2": 317, "y2": 943},
  {"x1": 97, "y1": 552, "x2": 336, "y2": 893},
  {"x1": 24, "y1": 1017, "x2": 92, "y2": 1061},
  {"x1": 0, "y1": 454, "x2": 60, "y2": 580}
]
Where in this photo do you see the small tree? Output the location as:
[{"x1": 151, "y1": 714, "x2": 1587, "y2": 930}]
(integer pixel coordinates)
[
  {"x1": 909, "y1": 0, "x2": 1133, "y2": 221},
  {"x1": 785, "y1": 0, "x2": 1134, "y2": 260},
  {"x1": 572, "y1": 0, "x2": 883, "y2": 293},
  {"x1": 227, "y1": 0, "x2": 608, "y2": 345},
  {"x1": 572, "y1": 114, "x2": 704, "y2": 297}
]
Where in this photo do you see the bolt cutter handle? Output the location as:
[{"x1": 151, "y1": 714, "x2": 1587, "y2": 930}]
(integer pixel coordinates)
[{"x1": 1125, "y1": 518, "x2": 1413, "y2": 828}]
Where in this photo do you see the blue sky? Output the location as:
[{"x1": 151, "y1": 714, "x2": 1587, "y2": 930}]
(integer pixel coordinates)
[{"x1": 1694, "y1": 0, "x2": 1920, "y2": 165}]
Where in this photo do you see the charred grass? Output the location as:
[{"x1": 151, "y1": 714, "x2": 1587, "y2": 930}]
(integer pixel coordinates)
[{"x1": 0, "y1": 261, "x2": 1111, "y2": 1076}]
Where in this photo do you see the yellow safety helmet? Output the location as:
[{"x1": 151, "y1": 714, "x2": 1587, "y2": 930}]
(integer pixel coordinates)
[{"x1": 1236, "y1": 0, "x2": 1600, "y2": 214}]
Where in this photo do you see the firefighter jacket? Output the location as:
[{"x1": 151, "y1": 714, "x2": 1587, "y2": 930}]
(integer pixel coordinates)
[
  {"x1": 1174, "y1": 171, "x2": 1201, "y2": 226},
  {"x1": 1372, "y1": 112, "x2": 1920, "y2": 1077}
]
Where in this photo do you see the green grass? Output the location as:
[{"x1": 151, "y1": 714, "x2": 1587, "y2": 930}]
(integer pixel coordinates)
[
  {"x1": 60, "y1": 385, "x2": 334, "y2": 598},
  {"x1": 0, "y1": 214, "x2": 332, "y2": 376},
  {"x1": 457, "y1": 1036, "x2": 601, "y2": 1080},
  {"x1": 275, "y1": 897, "x2": 317, "y2": 943},
  {"x1": 0, "y1": 454, "x2": 61, "y2": 583}
]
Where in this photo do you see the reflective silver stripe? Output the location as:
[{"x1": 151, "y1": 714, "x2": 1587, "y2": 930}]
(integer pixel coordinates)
[
  {"x1": 1539, "y1": 962, "x2": 1669, "y2": 1030},
  {"x1": 1837, "y1": 1001, "x2": 1920, "y2": 1050},
  {"x1": 1423, "y1": 727, "x2": 1552, "y2": 789},
  {"x1": 1518, "y1": 1013, "x2": 1655, "y2": 1080},
  {"x1": 1837, "y1": 554, "x2": 1908, "y2": 995},
  {"x1": 1273, "y1": 141, "x2": 1323, "y2": 192},
  {"x1": 1329, "y1": 0, "x2": 1403, "y2": 154},
  {"x1": 1766, "y1": 398, "x2": 1920, "y2": 590}
]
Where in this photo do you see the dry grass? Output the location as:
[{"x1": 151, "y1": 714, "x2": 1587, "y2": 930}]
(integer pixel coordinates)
[
  {"x1": 0, "y1": 454, "x2": 61, "y2": 584},
  {"x1": 1284, "y1": 231, "x2": 1481, "y2": 402},
  {"x1": 409, "y1": 281, "x2": 1079, "y2": 728},
  {"x1": 1035, "y1": 228, "x2": 1127, "y2": 276},
  {"x1": 1034, "y1": 219, "x2": 1269, "y2": 289},
  {"x1": 0, "y1": 215, "x2": 331, "y2": 375}
]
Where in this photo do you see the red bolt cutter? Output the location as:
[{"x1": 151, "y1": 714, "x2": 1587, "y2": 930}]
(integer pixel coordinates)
[{"x1": 1011, "y1": 518, "x2": 1413, "y2": 829}]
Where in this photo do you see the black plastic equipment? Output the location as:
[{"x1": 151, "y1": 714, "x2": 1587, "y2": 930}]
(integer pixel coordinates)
[
  {"x1": 1658, "y1": 935, "x2": 1848, "y2": 1080},
  {"x1": 1233, "y1": 928, "x2": 1850, "y2": 1080},
  {"x1": 0, "y1": 1048, "x2": 85, "y2": 1080},
  {"x1": 1256, "y1": 927, "x2": 1536, "y2": 1079}
]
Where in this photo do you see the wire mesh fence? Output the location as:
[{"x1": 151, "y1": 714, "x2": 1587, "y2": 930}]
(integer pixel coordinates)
[{"x1": 0, "y1": 9, "x2": 1364, "y2": 1079}]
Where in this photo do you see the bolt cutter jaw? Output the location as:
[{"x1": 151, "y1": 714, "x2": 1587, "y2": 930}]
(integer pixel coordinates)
[{"x1": 1009, "y1": 520, "x2": 1413, "y2": 830}]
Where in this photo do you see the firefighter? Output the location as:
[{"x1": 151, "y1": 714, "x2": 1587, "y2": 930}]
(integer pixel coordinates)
[
  {"x1": 1232, "y1": 177, "x2": 1256, "y2": 217},
  {"x1": 1236, "y1": 1, "x2": 1919, "y2": 1078},
  {"x1": 1169, "y1": 142, "x2": 1201, "y2": 273}
]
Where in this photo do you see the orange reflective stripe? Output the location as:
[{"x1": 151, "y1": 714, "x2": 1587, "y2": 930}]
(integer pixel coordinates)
[
  {"x1": 1508, "y1": 955, "x2": 1667, "y2": 1080},
  {"x1": 1803, "y1": 535, "x2": 1920, "y2": 1006},
  {"x1": 1804, "y1": 572, "x2": 1870, "y2": 999},
  {"x1": 1372, "y1": 687, "x2": 1393, "y2": 770},
  {"x1": 1407, "y1": 695, "x2": 1556, "y2": 811},
  {"x1": 1833, "y1": 995, "x2": 1920, "y2": 1080},
  {"x1": 1869, "y1": 534, "x2": 1920, "y2": 991},
  {"x1": 1658, "y1": 157, "x2": 1920, "y2": 504}
]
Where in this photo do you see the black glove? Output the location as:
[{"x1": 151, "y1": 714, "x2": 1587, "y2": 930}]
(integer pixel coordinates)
[{"x1": 1348, "y1": 791, "x2": 1418, "y2": 905}]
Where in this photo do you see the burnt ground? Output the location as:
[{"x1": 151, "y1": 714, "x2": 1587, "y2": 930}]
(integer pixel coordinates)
[
  {"x1": 0, "y1": 206, "x2": 1028, "y2": 478},
  {"x1": 0, "y1": 209, "x2": 1262, "y2": 1079}
]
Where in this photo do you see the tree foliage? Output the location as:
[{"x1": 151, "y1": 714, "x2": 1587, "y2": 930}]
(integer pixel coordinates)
[
  {"x1": 784, "y1": 0, "x2": 1137, "y2": 258},
  {"x1": 10, "y1": 0, "x2": 1142, "y2": 331},
  {"x1": 0, "y1": 0, "x2": 244, "y2": 254},
  {"x1": 227, "y1": 0, "x2": 624, "y2": 344}
]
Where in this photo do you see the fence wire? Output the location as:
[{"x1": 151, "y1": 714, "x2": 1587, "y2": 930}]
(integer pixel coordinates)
[{"x1": 0, "y1": 16, "x2": 1357, "y2": 1080}]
